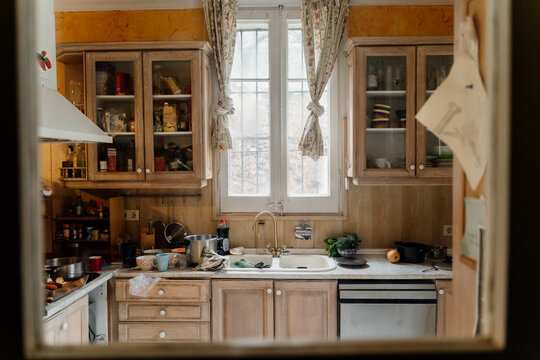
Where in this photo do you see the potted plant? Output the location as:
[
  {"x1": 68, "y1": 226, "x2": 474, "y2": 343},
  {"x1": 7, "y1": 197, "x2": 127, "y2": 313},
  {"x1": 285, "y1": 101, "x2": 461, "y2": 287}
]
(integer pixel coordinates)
[{"x1": 324, "y1": 233, "x2": 360, "y2": 258}]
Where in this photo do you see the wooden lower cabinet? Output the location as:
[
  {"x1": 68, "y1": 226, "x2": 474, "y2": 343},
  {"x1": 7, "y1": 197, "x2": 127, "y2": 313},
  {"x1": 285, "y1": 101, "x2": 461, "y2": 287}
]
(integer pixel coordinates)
[
  {"x1": 211, "y1": 279, "x2": 337, "y2": 342},
  {"x1": 42, "y1": 295, "x2": 89, "y2": 346},
  {"x1": 435, "y1": 279, "x2": 453, "y2": 336},
  {"x1": 115, "y1": 279, "x2": 211, "y2": 343}
]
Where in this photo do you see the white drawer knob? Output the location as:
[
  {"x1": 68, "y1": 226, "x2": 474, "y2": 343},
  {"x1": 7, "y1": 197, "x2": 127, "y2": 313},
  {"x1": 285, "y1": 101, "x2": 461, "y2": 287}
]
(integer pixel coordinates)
[
  {"x1": 276, "y1": 290, "x2": 282, "y2": 296},
  {"x1": 137, "y1": 168, "x2": 142, "y2": 173},
  {"x1": 61, "y1": 322, "x2": 68, "y2": 331},
  {"x1": 145, "y1": 168, "x2": 150, "y2": 174},
  {"x1": 159, "y1": 331, "x2": 166, "y2": 338},
  {"x1": 158, "y1": 289, "x2": 164, "y2": 296},
  {"x1": 439, "y1": 289, "x2": 445, "y2": 295},
  {"x1": 160, "y1": 310, "x2": 166, "y2": 316},
  {"x1": 410, "y1": 165, "x2": 415, "y2": 170},
  {"x1": 419, "y1": 164, "x2": 425, "y2": 170},
  {"x1": 267, "y1": 288, "x2": 272, "y2": 294}
]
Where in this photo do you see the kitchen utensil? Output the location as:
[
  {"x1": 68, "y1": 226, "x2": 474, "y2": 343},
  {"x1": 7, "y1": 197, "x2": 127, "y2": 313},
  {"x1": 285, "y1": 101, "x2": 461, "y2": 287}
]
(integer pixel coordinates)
[
  {"x1": 43, "y1": 257, "x2": 84, "y2": 279},
  {"x1": 164, "y1": 252, "x2": 179, "y2": 268},
  {"x1": 164, "y1": 222, "x2": 187, "y2": 244},
  {"x1": 45, "y1": 274, "x2": 89, "y2": 302},
  {"x1": 394, "y1": 242, "x2": 428, "y2": 263},
  {"x1": 121, "y1": 241, "x2": 137, "y2": 268},
  {"x1": 140, "y1": 220, "x2": 156, "y2": 250},
  {"x1": 335, "y1": 257, "x2": 367, "y2": 267},
  {"x1": 136, "y1": 255, "x2": 156, "y2": 271},
  {"x1": 143, "y1": 249, "x2": 162, "y2": 255},
  {"x1": 153, "y1": 253, "x2": 170, "y2": 272},
  {"x1": 428, "y1": 244, "x2": 448, "y2": 259},
  {"x1": 185, "y1": 234, "x2": 218, "y2": 265}
]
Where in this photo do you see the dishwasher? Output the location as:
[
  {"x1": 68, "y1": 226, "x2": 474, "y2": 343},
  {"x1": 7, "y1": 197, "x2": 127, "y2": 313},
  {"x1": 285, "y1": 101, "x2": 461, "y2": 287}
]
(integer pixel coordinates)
[{"x1": 338, "y1": 280, "x2": 437, "y2": 339}]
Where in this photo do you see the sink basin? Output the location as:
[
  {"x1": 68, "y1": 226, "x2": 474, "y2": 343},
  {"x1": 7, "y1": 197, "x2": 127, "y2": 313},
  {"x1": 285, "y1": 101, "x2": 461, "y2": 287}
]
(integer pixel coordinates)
[
  {"x1": 224, "y1": 254, "x2": 336, "y2": 272},
  {"x1": 278, "y1": 255, "x2": 336, "y2": 272}
]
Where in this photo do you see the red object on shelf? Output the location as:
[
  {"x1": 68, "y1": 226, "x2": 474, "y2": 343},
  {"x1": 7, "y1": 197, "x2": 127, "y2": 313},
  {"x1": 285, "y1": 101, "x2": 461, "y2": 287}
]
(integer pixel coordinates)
[
  {"x1": 116, "y1": 72, "x2": 127, "y2": 95},
  {"x1": 154, "y1": 157, "x2": 166, "y2": 171},
  {"x1": 107, "y1": 148, "x2": 117, "y2": 172}
]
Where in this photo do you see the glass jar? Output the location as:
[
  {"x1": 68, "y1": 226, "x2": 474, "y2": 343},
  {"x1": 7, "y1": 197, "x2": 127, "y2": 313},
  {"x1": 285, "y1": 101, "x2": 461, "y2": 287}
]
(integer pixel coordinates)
[{"x1": 177, "y1": 253, "x2": 188, "y2": 269}]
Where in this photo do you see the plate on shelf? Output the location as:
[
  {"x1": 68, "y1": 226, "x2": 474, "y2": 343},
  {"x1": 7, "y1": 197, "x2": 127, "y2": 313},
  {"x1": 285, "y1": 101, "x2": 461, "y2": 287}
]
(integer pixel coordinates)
[{"x1": 335, "y1": 257, "x2": 367, "y2": 267}]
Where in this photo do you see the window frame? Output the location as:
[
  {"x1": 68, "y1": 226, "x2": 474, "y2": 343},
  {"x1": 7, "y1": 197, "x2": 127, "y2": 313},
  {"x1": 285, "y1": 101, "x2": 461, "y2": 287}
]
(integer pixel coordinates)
[{"x1": 217, "y1": 8, "x2": 342, "y2": 215}]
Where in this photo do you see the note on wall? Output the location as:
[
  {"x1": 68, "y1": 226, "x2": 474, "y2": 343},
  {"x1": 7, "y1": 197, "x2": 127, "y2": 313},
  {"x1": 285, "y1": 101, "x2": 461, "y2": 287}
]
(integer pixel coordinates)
[
  {"x1": 462, "y1": 197, "x2": 486, "y2": 260},
  {"x1": 415, "y1": 17, "x2": 488, "y2": 190}
]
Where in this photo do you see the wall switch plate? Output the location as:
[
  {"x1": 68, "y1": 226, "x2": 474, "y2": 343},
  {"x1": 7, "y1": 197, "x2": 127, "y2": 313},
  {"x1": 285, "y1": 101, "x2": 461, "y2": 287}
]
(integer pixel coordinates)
[
  {"x1": 443, "y1": 225, "x2": 452, "y2": 237},
  {"x1": 124, "y1": 210, "x2": 139, "y2": 221}
]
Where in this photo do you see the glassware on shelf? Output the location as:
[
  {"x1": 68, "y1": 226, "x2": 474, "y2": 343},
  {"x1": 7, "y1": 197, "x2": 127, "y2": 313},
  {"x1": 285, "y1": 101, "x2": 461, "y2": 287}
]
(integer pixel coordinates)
[
  {"x1": 385, "y1": 65, "x2": 393, "y2": 91},
  {"x1": 153, "y1": 64, "x2": 163, "y2": 95},
  {"x1": 377, "y1": 61, "x2": 385, "y2": 90},
  {"x1": 367, "y1": 64, "x2": 378, "y2": 90}
]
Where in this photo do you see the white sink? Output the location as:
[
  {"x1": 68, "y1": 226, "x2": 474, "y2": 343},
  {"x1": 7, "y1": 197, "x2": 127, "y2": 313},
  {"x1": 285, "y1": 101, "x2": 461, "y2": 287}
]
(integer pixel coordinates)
[
  {"x1": 278, "y1": 255, "x2": 336, "y2": 272},
  {"x1": 224, "y1": 254, "x2": 336, "y2": 272}
]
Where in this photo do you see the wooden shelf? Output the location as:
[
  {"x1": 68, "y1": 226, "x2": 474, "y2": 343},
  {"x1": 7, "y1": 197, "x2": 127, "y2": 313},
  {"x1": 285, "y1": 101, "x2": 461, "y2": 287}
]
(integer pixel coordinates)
[
  {"x1": 367, "y1": 128, "x2": 406, "y2": 133},
  {"x1": 54, "y1": 240, "x2": 110, "y2": 244},
  {"x1": 153, "y1": 94, "x2": 192, "y2": 101},
  {"x1": 96, "y1": 95, "x2": 135, "y2": 101},
  {"x1": 54, "y1": 217, "x2": 109, "y2": 221},
  {"x1": 366, "y1": 90, "x2": 406, "y2": 97},
  {"x1": 107, "y1": 132, "x2": 136, "y2": 137},
  {"x1": 63, "y1": 179, "x2": 208, "y2": 189},
  {"x1": 153, "y1": 131, "x2": 193, "y2": 136}
]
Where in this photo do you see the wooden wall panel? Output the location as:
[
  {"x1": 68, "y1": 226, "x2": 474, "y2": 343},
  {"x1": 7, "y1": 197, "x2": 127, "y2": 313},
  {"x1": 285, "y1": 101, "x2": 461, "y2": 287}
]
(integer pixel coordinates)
[{"x1": 348, "y1": 5, "x2": 454, "y2": 38}]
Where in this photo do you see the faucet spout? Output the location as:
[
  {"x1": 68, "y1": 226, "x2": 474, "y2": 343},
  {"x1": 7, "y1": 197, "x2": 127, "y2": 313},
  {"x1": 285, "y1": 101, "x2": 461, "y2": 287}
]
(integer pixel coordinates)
[{"x1": 254, "y1": 211, "x2": 284, "y2": 257}]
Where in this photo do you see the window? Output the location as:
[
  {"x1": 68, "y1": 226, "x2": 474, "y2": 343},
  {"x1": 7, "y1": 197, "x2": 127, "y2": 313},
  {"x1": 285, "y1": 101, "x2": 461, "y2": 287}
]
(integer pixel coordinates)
[{"x1": 218, "y1": 9, "x2": 341, "y2": 214}]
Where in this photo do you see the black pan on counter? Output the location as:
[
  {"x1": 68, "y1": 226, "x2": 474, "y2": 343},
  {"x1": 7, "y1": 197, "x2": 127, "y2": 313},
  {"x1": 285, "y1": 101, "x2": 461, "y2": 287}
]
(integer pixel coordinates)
[{"x1": 394, "y1": 242, "x2": 428, "y2": 263}]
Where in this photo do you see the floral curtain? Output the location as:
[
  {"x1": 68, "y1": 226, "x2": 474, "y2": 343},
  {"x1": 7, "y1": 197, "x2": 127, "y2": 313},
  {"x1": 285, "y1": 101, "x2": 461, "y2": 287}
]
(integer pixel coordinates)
[
  {"x1": 203, "y1": 0, "x2": 238, "y2": 151},
  {"x1": 298, "y1": 0, "x2": 349, "y2": 160}
]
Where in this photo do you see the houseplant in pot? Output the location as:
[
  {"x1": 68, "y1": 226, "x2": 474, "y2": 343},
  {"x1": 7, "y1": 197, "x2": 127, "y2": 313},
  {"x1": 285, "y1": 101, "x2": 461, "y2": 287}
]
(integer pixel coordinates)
[{"x1": 324, "y1": 233, "x2": 360, "y2": 258}]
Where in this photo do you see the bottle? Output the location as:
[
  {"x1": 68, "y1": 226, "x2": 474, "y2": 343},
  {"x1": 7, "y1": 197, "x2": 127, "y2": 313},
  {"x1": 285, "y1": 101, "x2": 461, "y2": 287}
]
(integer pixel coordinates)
[
  {"x1": 217, "y1": 218, "x2": 230, "y2": 256},
  {"x1": 377, "y1": 61, "x2": 384, "y2": 90},
  {"x1": 393, "y1": 67, "x2": 402, "y2": 90},
  {"x1": 75, "y1": 143, "x2": 85, "y2": 167},
  {"x1": 97, "y1": 201, "x2": 104, "y2": 219},
  {"x1": 367, "y1": 64, "x2": 378, "y2": 90},
  {"x1": 77, "y1": 224, "x2": 83, "y2": 240},
  {"x1": 63, "y1": 224, "x2": 70, "y2": 241},
  {"x1": 75, "y1": 196, "x2": 83, "y2": 217},
  {"x1": 385, "y1": 65, "x2": 393, "y2": 91},
  {"x1": 70, "y1": 224, "x2": 77, "y2": 241},
  {"x1": 67, "y1": 145, "x2": 76, "y2": 167}
]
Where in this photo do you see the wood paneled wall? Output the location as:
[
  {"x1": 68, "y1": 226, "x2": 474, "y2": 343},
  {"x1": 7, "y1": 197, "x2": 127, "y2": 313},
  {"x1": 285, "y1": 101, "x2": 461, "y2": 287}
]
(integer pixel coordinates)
[{"x1": 123, "y1": 182, "x2": 452, "y2": 251}]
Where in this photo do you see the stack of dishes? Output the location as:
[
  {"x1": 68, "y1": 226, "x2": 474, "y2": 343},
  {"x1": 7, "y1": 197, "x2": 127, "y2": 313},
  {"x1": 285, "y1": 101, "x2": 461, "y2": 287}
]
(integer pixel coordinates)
[
  {"x1": 395, "y1": 110, "x2": 406, "y2": 128},
  {"x1": 371, "y1": 104, "x2": 391, "y2": 128}
]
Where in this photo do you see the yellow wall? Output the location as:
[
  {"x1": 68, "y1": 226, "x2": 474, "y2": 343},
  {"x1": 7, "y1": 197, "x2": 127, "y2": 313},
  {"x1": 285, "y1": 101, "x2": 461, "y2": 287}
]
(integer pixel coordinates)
[
  {"x1": 55, "y1": 9, "x2": 207, "y2": 43},
  {"x1": 348, "y1": 5, "x2": 453, "y2": 37}
]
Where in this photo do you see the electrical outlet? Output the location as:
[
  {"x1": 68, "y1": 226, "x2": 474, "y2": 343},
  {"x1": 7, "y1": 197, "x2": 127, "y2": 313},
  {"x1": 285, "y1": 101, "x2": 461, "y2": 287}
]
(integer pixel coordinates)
[
  {"x1": 443, "y1": 225, "x2": 452, "y2": 237},
  {"x1": 124, "y1": 210, "x2": 139, "y2": 221}
]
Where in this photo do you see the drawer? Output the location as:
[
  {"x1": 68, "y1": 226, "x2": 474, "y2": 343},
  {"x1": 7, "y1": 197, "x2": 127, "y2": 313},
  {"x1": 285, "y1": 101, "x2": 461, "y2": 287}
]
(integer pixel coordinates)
[
  {"x1": 118, "y1": 302, "x2": 210, "y2": 322},
  {"x1": 115, "y1": 279, "x2": 210, "y2": 302},
  {"x1": 117, "y1": 322, "x2": 210, "y2": 343}
]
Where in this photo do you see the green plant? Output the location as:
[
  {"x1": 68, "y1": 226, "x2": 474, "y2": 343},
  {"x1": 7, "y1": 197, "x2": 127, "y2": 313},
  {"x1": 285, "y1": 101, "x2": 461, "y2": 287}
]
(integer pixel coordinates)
[{"x1": 324, "y1": 233, "x2": 360, "y2": 257}]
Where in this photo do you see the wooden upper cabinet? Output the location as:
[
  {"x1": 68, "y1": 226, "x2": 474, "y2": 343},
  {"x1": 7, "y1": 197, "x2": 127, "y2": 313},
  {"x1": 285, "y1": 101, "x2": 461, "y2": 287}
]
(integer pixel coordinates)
[
  {"x1": 345, "y1": 37, "x2": 453, "y2": 185},
  {"x1": 274, "y1": 280, "x2": 337, "y2": 341},
  {"x1": 85, "y1": 51, "x2": 145, "y2": 181},
  {"x1": 416, "y1": 45, "x2": 454, "y2": 178},
  {"x1": 76, "y1": 42, "x2": 212, "y2": 188},
  {"x1": 211, "y1": 280, "x2": 274, "y2": 342}
]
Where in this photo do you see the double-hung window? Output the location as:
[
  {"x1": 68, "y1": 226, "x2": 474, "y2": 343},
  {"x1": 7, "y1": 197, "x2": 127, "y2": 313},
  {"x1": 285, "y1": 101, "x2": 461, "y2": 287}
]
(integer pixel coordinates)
[{"x1": 218, "y1": 8, "x2": 342, "y2": 214}]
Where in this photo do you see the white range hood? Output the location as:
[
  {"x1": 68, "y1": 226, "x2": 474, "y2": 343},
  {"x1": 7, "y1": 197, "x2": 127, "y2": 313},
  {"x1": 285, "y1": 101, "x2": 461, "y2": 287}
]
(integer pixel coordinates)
[{"x1": 36, "y1": 0, "x2": 111, "y2": 144}]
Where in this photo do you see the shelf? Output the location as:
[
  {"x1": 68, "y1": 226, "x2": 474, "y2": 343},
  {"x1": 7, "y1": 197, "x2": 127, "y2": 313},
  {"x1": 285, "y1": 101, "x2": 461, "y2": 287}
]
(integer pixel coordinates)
[
  {"x1": 54, "y1": 217, "x2": 109, "y2": 221},
  {"x1": 153, "y1": 131, "x2": 193, "y2": 136},
  {"x1": 366, "y1": 90, "x2": 406, "y2": 97},
  {"x1": 54, "y1": 240, "x2": 110, "y2": 244},
  {"x1": 367, "y1": 128, "x2": 406, "y2": 133},
  {"x1": 153, "y1": 94, "x2": 192, "y2": 101},
  {"x1": 106, "y1": 132, "x2": 136, "y2": 137},
  {"x1": 96, "y1": 95, "x2": 134, "y2": 101}
]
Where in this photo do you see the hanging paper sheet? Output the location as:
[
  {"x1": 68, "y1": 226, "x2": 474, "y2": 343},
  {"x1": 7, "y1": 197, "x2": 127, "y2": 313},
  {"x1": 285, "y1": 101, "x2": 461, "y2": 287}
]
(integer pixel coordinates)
[
  {"x1": 462, "y1": 196, "x2": 486, "y2": 261},
  {"x1": 415, "y1": 17, "x2": 488, "y2": 190}
]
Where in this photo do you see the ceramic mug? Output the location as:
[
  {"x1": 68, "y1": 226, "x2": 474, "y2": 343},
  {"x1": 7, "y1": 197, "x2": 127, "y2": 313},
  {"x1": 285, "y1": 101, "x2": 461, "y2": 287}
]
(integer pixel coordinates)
[
  {"x1": 153, "y1": 253, "x2": 170, "y2": 272},
  {"x1": 89, "y1": 256, "x2": 106, "y2": 271},
  {"x1": 375, "y1": 158, "x2": 391, "y2": 169}
]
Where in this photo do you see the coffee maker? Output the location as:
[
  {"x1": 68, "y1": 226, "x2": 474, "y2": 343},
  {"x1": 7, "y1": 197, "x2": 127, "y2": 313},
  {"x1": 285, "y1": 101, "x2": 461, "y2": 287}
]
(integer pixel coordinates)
[{"x1": 122, "y1": 241, "x2": 137, "y2": 268}]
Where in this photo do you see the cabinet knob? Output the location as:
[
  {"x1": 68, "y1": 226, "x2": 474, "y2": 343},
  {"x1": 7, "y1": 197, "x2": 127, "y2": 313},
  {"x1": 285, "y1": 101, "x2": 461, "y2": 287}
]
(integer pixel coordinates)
[
  {"x1": 439, "y1": 289, "x2": 445, "y2": 295},
  {"x1": 409, "y1": 165, "x2": 415, "y2": 170},
  {"x1": 145, "y1": 168, "x2": 150, "y2": 174},
  {"x1": 159, "y1": 331, "x2": 166, "y2": 338},
  {"x1": 158, "y1": 289, "x2": 164, "y2": 296},
  {"x1": 160, "y1": 310, "x2": 166, "y2": 316},
  {"x1": 61, "y1": 322, "x2": 68, "y2": 331},
  {"x1": 276, "y1": 290, "x2": 282, "y2": 296},
  {"x1": 419, "y1": 164, "x2": 425, "y2": 170},
  {"x1": 267, "y1": 288, "x2": 272, "y2": 294},
  {"x1": 137, "y1": 168, "x2": 142, "y2": 173}
]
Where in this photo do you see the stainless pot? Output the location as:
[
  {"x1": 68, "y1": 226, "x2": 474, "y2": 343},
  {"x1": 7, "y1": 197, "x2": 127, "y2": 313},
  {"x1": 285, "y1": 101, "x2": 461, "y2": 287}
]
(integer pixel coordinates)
[
  {"x1": 185, "y1": 234, "x2": 218, "y2": 265},
  {"x1": 43, "y1": 257, "x2": 84, "y2": 279},
  {"x1": 428, "y1": 244, "x2": 448, "y2": 259}
]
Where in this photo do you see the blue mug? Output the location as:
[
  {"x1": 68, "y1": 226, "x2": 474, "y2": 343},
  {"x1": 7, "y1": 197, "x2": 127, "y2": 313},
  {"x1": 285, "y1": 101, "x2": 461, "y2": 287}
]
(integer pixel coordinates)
[{"x1": 153, "y1": 253, "x2": 170, "y2": 272}]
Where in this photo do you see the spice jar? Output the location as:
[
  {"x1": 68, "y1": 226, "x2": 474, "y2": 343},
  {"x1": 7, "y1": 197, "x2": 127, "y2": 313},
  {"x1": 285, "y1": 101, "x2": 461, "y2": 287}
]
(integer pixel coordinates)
[{"x1": 63, "y1": 224, "x2": 70, "y2": 241}]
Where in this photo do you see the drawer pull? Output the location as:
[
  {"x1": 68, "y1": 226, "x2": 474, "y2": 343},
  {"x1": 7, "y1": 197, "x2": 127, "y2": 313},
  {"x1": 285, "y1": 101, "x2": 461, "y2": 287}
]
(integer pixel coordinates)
[
  {"x1": 159, "y1": 331, "x2": 166, "y2": 338},
  {"x1": 267, "y1": 288, "x2": 272, "y2": 294},
  {"x1": 158, "y1": 289, "x2": 164, "y2": 296},
  {"x1": 160, "y1": 309, "x2": 166, "y2": 316},
  {"x1": 276, "y1": 290, "x2": 282, "y2": 296}
]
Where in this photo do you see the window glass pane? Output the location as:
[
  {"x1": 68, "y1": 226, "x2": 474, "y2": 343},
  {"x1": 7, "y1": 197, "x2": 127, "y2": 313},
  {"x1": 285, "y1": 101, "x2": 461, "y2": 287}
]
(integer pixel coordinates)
[
  {"x1": 286, "y1": 22, "x2": 330, "y2": 196},
  {"x1": 228, "y1": 22, "x2": 270, "y2": 196}
]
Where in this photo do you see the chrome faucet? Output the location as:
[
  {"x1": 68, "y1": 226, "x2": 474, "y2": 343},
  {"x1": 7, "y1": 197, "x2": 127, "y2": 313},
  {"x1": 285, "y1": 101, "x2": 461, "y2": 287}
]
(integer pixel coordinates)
[{"x1": 253, "y1": 211, "x2": 287, "y2": 257}]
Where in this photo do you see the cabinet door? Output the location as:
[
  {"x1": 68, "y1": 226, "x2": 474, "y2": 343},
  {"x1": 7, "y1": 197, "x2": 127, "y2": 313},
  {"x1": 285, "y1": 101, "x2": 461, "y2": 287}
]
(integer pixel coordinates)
[
  {"x1": 85, "y1": 51, "x2": 145, "y2": 181},
  {"x1": 274, "y1": 280, "x2": 337, "y2": 341},
  {"x1": 356, "y1": 46, "x2": 416, "y2": 178},
  {"x1": 211, "y1": 280, "x2": 274, "y2": 342},
  {"x1": 42, "y1": 312, "x2": 63, "y2": 346},
  {"x1": 143, "y1": 50, "x2": 207, "y2": 182},
  {"x1": 416, "y1": 45, "x2": 454, "y2": 177},
  {"x1": 435, "y1": 279, "x2": 453, "y2": 336},
  {"x1": 62, "y1": 295, "x2": 89, "y2": 345}
]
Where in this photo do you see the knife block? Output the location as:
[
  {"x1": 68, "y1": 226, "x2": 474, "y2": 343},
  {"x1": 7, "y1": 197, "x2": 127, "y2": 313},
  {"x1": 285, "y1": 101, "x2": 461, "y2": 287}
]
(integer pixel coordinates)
[{"x1": 140, "y1": 232, "x2": 155, "y2": 251}]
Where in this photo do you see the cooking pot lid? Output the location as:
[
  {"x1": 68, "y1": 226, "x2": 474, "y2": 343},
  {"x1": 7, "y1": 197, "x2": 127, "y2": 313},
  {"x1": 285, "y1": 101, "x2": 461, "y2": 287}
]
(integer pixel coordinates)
[{"x1": 164, "y1": 222, "x2": 187, "y2": 244}]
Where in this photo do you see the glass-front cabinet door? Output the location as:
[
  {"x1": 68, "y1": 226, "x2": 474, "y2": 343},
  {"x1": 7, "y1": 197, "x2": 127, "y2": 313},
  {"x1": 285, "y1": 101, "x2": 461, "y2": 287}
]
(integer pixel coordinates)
[
  {"x1": 85, "y1": 52, "x2": 145, "y2": 181},
  {"x1": 416, "y1": 45, "x2": 454, "y2": 177},
  {"x1": 142, "y1": 51, "x2": 201, "y2": 181},
  {"x1": 358, "y1": 46, "x2": 416, "y2": 177}
]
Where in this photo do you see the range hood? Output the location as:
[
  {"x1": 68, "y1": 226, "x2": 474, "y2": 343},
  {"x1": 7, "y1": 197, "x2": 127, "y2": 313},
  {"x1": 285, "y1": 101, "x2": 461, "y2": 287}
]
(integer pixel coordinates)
[{"x1": 36, "y1": 0, "x2": 111, "y2": 144}]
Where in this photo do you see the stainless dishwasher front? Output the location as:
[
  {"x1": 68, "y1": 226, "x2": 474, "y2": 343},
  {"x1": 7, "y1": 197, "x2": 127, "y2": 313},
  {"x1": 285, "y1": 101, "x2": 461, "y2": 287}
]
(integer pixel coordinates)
[{"x1": 339, "y1": 280, "x2": 437, "y2": 339}]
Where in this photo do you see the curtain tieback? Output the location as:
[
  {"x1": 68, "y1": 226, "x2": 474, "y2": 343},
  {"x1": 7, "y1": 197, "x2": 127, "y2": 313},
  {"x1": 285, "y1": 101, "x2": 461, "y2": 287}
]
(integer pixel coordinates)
[
  {"x1": 307, "y1": 101, "x2": 325, "y2": 117},
  {"x1": 216, "y1": 96, "x2": 235, "y2": 116}
]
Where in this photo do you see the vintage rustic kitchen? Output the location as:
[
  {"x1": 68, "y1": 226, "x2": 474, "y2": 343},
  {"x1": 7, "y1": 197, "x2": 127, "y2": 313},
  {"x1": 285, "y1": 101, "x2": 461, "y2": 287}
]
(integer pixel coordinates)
[{"x1": 37, "y1": 0, "x2": 492, "y2": 351}]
